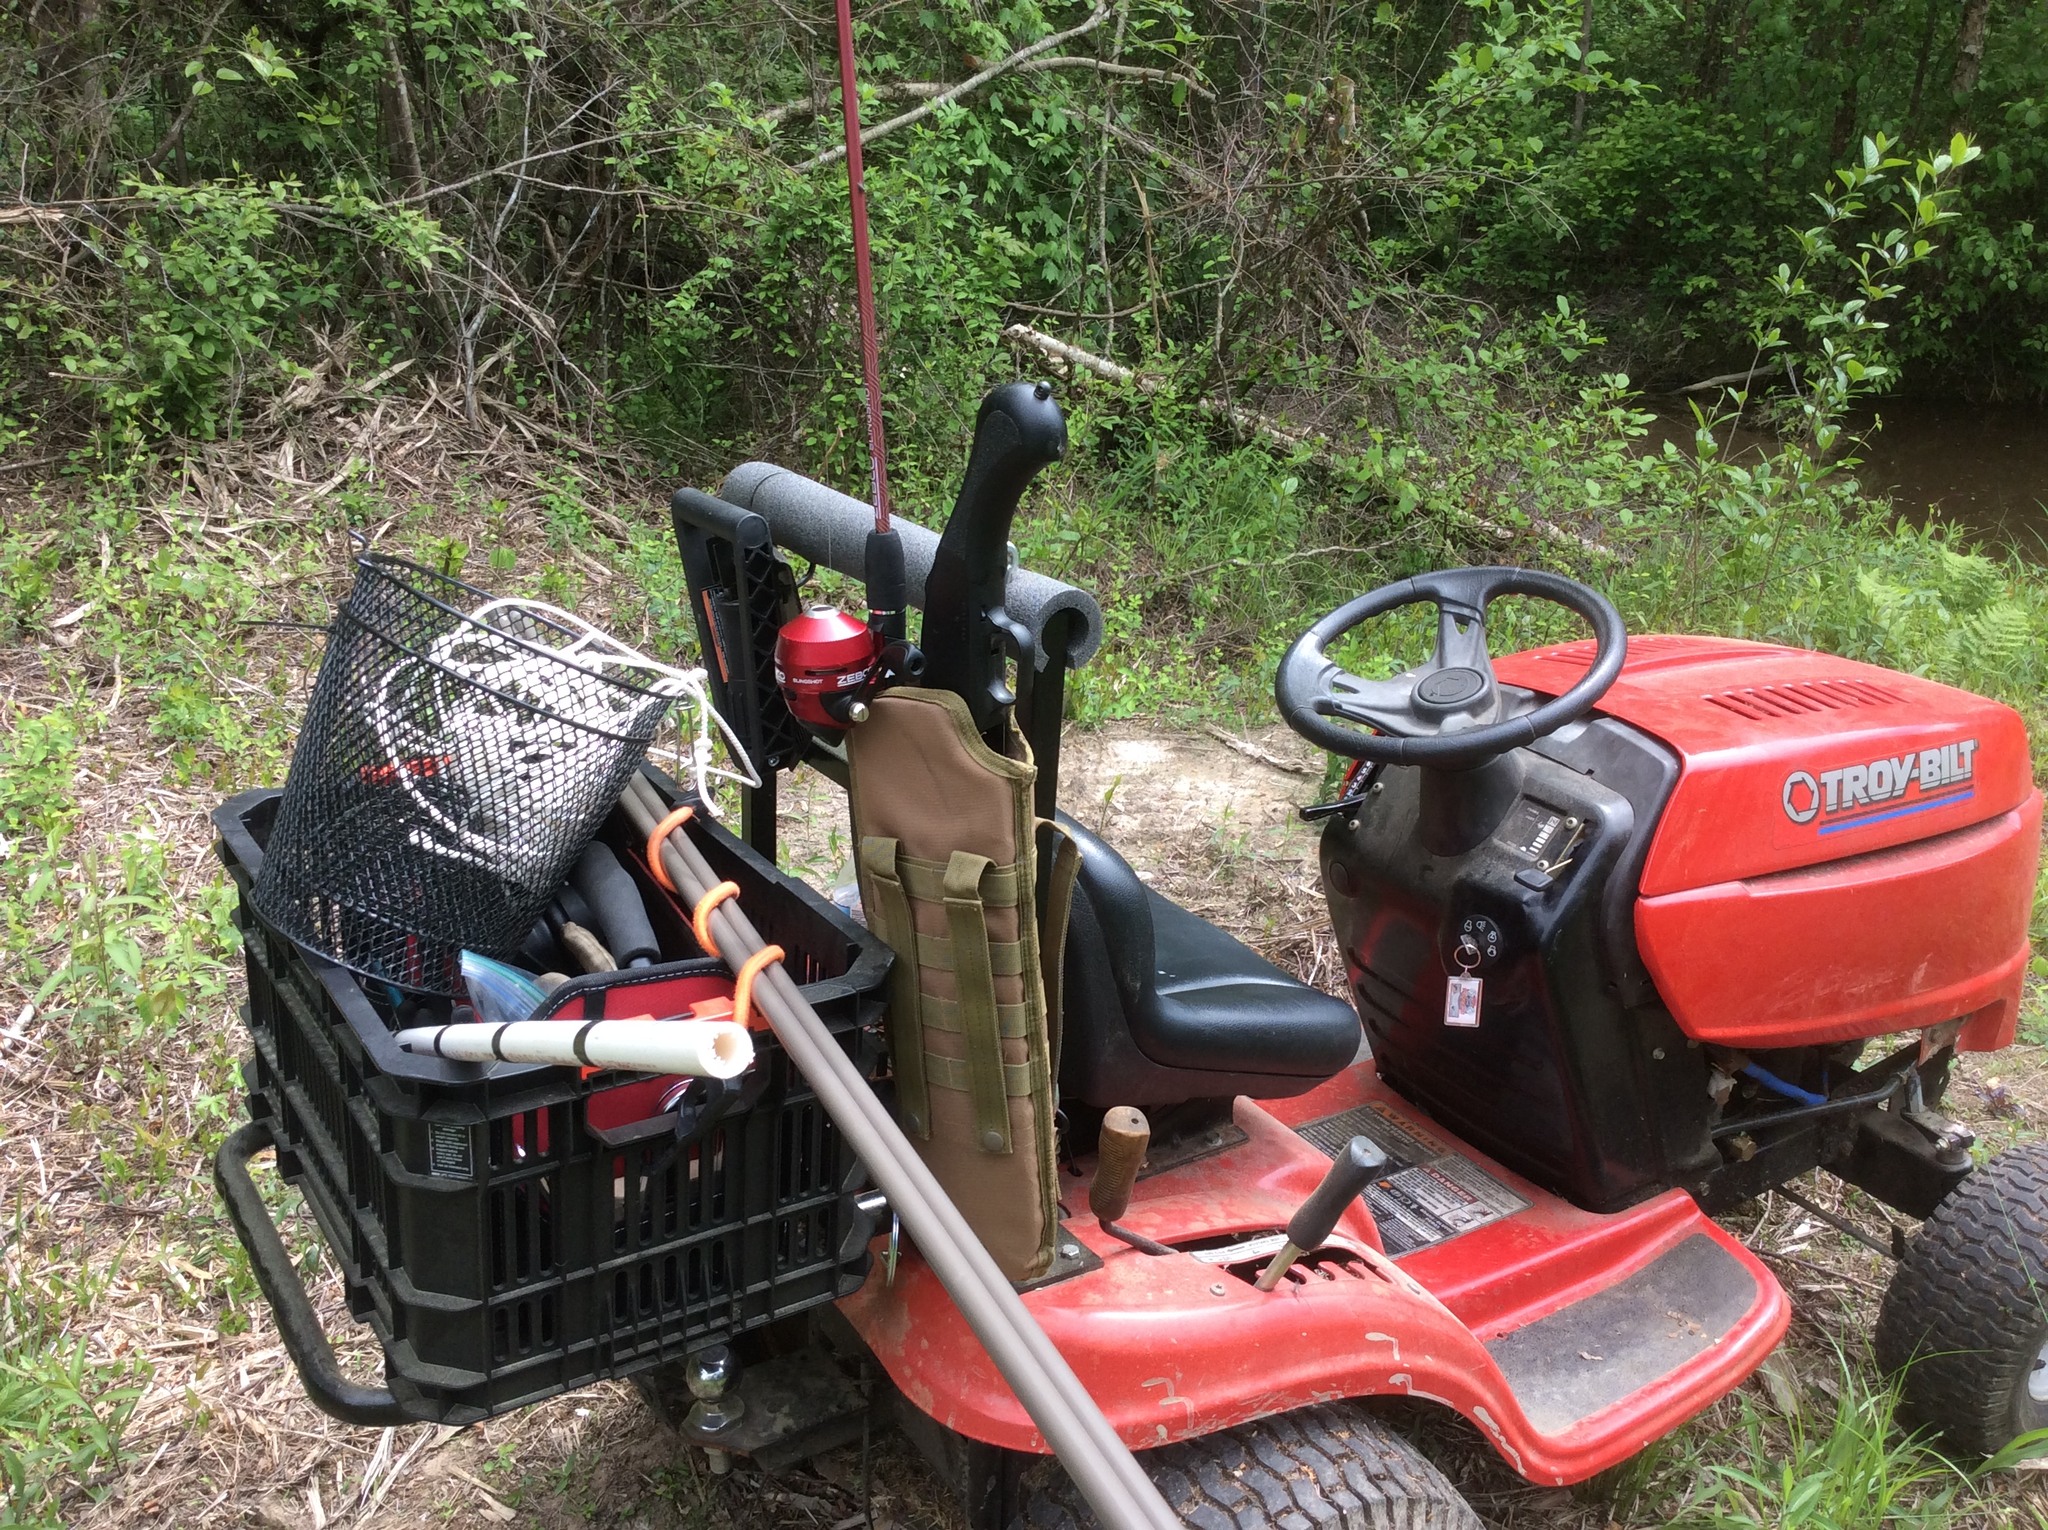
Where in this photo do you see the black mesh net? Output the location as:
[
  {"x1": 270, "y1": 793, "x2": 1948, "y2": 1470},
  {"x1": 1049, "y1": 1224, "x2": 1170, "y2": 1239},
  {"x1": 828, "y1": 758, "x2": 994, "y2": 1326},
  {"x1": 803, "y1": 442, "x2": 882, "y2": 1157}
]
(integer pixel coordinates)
[{"x1": 253, "y1": 555, "x2": 680, "y2": 995}]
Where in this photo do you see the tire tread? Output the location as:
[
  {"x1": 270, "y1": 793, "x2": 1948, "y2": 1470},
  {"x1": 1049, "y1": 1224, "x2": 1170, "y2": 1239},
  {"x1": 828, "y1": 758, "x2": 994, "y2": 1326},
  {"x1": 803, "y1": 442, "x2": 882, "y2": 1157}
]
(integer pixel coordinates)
[
  {"x1": 1874, "y1": 1140, "x2": 2048, "y2": 1455},
  {"x1": 1007, "y1": 1402, "x2": 1481, "y2": 1530}
]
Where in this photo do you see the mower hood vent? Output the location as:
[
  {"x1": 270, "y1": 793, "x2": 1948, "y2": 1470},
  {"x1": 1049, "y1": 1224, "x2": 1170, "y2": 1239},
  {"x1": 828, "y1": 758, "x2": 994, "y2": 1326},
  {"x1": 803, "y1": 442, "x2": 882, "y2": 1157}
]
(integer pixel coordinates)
[{"x1": 1703, "y1": 678, "x2": 1903, "y2": 722}]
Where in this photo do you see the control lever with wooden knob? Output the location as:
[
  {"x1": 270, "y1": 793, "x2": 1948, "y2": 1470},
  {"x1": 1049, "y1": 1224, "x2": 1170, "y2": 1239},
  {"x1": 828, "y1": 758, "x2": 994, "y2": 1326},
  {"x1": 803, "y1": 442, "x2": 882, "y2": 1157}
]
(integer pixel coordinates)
[
  {"x1": 1255, "y1": 1135, "x2": 1388, "y2": 1290},
  {"x1": 1090, "y1": 1107, "x2": 1173, "y2": 1257}
]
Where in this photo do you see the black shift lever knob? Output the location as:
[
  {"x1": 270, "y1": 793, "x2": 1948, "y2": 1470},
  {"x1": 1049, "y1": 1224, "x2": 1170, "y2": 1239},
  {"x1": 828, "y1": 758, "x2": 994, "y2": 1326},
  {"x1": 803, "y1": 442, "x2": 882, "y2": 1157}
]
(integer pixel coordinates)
[{"x1": 1256, "y1": 1135, "x2": 1387, "y2": 1290}]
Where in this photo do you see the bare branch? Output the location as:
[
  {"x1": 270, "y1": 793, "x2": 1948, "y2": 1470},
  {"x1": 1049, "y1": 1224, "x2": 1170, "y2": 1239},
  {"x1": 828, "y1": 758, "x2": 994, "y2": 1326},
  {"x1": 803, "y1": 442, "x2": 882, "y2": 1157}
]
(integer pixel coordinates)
[
  {"x1": 793, "y1": 7, "x2": 1112, "y2": 173},
  {"x1": 759, "y1": 52, "x2": 1207, "y2": 139},
  {"x1": 1674, "y1": 359, "x2": 1791, "y2": 394},
  {"x1": 1018, "y1": 55, "x2": 1214, "y2": 101},
  {"x1": 758, "y1": 81, "x2": 943, "y2": 130}
]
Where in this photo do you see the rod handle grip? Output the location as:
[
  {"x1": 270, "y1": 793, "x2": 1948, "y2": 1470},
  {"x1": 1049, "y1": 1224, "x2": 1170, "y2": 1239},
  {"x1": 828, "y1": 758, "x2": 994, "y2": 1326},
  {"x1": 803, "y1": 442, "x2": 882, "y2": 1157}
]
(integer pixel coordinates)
[{"x1": 570, "y1": 842, "x2": 661, "y2": 967}]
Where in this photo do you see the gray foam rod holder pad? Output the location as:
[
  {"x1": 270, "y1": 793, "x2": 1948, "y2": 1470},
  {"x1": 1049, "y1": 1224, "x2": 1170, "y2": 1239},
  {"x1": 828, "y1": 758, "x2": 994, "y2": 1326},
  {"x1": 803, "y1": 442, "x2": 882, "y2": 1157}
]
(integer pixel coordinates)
[{"x1": 719, "y1": 462, "x2": 1103, "y2": 671}]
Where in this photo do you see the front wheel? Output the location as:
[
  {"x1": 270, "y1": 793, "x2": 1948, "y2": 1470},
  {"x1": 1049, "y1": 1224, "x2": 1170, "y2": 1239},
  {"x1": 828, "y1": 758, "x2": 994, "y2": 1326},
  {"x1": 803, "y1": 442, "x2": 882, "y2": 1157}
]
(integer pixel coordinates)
[
  {"x1": 1875, "y1": 1140, "x2": 2048, "y2": 1456},
  {"x1": 1008, "y1": 1401, "x2": 1481, "y2": 1530}
]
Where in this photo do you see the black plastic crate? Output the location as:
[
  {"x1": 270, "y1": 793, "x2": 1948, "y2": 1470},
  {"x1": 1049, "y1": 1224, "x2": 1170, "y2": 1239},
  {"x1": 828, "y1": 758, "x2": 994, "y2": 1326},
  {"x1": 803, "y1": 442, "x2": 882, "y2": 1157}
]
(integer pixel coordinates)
[{"x1": 213, "y1": 771, "x2": 890, "y2": 1424}]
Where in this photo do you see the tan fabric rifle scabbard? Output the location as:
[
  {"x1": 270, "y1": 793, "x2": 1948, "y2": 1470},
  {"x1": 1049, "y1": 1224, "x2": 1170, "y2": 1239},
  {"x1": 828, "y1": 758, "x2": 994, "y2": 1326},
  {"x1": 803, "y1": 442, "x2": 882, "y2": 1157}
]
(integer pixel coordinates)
[{"x1": 846, "y1": 687, "x2": 1067, "y2": 1282}]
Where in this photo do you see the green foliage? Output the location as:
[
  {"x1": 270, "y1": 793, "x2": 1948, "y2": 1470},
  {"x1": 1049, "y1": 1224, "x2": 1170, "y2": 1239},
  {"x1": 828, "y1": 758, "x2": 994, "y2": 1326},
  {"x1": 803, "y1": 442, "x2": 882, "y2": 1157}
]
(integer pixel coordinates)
[
  {"x1": 1597, "y1": 1349, "x2": 2045, "y2": 1529},
  {"x1": 1854, "y1": 544, "x2": 2039, "y2": 689},
  {"x1": 11, "y1": 811, "x2": 240, "y2": 1061},
  {"x1": 1464, "y1": 0, "x2": 2048, "y2": 389},
  {"x1": 0, "y1": 1255, "x2": 147, "y2": 1527},
  {"x1": 0, "y1": 710, "x2": 80, "y2": 856},
  {"x1": 1747, "y1": 133, "x2": 1980, "y2": 448}
]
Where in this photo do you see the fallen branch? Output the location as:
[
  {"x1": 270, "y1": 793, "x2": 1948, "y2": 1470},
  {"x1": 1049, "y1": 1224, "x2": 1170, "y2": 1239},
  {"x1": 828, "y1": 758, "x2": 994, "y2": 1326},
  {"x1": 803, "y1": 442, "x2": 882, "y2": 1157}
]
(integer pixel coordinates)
[
  {"x1": 1674, "y1": 358, "x2": 1789, "y2": 394},
  {"x1": 765, "y1": 55, "x2": 1209, "y2": 134},
  {"x1": 759, "y1": 81, "x2": 944, "y2": 129},
  {"x1": 1002, "y1": 324, "x2": 1617, "y2": 561},
  {"x1": 1178, "y1": 542, "x2": 1395, "y2": 582},
  {"x1": 1200, "y1": 724, "x2": 1319, "y2": 776},
  {"x1": 1017, "y1": 55, "x2": 1215, "y2": 100},
  {"x1": 1004, "y1": 322, "x2": 1315, "y2": 447},
  {"x1": 794, "y1": 7, "x2": 1112, "y2": 173}
]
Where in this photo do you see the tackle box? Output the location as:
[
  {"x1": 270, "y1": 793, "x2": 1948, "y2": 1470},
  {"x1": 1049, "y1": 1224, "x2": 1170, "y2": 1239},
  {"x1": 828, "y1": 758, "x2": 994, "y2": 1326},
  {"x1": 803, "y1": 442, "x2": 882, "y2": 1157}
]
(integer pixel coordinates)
[{"x1": 212, "y1": 770, "x2": 891, "y2": 1424}]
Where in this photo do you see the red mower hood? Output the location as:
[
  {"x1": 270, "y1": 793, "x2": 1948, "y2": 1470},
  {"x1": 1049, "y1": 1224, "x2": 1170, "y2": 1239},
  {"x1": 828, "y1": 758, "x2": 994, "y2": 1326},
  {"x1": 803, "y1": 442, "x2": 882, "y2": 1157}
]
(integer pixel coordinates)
[
  {"x1": 1494, "y1": 634, "x2": 2033, "y2": 896},
  {"x1": 1499, "y1": 635, "x2": 2040, "y2": 1051}
]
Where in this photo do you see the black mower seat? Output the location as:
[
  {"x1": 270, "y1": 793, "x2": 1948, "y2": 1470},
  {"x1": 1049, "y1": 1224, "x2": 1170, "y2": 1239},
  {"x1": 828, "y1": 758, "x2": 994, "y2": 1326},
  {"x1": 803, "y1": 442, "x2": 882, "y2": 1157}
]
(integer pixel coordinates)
[{"x1": 1056, "y1": 817, "x2": 1362, "y2": 1107}]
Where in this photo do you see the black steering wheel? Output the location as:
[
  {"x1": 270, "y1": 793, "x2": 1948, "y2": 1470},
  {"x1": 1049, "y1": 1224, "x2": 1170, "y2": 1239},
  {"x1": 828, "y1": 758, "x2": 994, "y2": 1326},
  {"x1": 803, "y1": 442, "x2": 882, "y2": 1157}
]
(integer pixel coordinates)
[{"x1": 1274, "y1": 567, "x2": 1627, "y2": 769}]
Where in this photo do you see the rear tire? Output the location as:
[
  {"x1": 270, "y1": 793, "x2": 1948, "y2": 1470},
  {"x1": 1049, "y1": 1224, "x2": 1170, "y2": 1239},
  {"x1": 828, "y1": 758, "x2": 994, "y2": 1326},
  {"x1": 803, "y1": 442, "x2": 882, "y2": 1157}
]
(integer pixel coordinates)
[
  {"x1": 1874, "y1": 1140, "x2": 2048, "y2": 1456},
  {"x1": 1007, "y1": 1401, "x2": 1481, "y2": 1530}
]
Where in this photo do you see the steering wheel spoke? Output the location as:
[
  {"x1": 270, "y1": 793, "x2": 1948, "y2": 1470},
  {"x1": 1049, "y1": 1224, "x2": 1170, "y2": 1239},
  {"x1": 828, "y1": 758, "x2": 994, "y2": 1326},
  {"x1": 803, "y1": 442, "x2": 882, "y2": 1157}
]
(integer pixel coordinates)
[
  {"x1": 1322, "y1": 669, "x2": 1416, "y2": 732},
  {"x1": 1434, "y1": 605, "x2": 1495, "y2": 677}
]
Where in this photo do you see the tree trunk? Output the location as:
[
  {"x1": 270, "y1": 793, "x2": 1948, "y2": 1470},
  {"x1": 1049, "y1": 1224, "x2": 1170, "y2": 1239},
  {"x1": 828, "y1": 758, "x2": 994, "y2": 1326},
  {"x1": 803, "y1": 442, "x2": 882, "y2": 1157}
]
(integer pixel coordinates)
[
  {"x1": 1949, "y1": 0, "x2": 1990, "y2": 104},
  {"x1": 1571, "y1": 0, "x2": 1594, "y2": 138},
  {"x1": 383, "y1": 35, "x2": 429, "y2": 198},
  {"x1": 33, "y1": 0, "x2": 112, "y2": 197},
  {"x1": 1906, "y1": 0, "x2": 1941, "y2": 126},
  {"x1": 1827, "y1": 6, "x2": 1873, "y2": 163},
  {"x1": 1692, "y1": 0, "x2": 1735, "y2": 100},
  {"x1": 72, "y1": 0, "x2": 110, "y2": 193}
]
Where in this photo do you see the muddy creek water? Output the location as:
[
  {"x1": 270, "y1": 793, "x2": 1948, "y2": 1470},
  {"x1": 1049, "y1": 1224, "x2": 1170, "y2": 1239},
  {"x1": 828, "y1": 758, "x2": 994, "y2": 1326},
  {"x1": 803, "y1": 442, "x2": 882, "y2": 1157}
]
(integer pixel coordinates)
[{"x1": 1646, "y1": 398, "x2": 2048, "y2": 557}]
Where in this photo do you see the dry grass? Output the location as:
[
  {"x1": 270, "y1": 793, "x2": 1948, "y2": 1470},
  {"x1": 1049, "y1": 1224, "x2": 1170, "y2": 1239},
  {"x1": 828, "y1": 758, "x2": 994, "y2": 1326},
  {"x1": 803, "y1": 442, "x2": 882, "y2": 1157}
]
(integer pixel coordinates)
[{"x1": 2, "y1": 408, "x2": 2045, "y2": 1528}]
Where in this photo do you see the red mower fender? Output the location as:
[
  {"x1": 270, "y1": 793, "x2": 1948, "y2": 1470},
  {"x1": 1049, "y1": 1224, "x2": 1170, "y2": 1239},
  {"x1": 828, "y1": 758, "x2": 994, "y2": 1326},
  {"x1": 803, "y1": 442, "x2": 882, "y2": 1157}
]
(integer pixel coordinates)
[{"x1": 839, "y1": 1089, "x2": 1791, "y2": 1486}]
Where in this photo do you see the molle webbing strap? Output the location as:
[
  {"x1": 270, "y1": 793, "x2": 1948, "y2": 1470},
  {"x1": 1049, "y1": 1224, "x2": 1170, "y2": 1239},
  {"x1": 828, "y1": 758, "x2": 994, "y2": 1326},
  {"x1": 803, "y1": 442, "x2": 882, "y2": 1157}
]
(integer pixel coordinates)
[
  {"x1": 1036, "y1": 820, "x2": 1079, "y2": 1081},
  {"x1": 894, "y1": 853, "x2": 1025, "y2": 908},
  {"x1": 911, "y1": 931, "x2": 1028, "y2": 977},
  {"x1": 860, "y1": 835, "x2": 930, "y2": 1137},
  {"x1": 917, "y1": 994, "x2": 1033, "y2": 1038},
  {"x1": 922, "y1": 1053, "x2": 1039, "y2": 1097},
  {"x1": 942, "y1": 850, "x2": 1013, "y2": 1154}
]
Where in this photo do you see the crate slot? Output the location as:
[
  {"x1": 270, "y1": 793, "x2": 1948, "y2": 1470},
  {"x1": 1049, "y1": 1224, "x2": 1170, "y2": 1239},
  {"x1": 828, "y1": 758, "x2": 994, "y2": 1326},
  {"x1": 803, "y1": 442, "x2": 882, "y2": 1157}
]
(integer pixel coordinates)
[{"x1": 490, "y1": 1174, "x2": 557, "y2": 1288}]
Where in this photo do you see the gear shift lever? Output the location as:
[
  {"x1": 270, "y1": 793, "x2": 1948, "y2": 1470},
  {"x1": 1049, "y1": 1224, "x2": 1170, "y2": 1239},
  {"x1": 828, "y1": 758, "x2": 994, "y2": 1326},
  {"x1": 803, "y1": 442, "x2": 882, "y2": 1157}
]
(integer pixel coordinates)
[{"x1": 1256, "y1": 1136, "x2": 1387, "y2": 1290}]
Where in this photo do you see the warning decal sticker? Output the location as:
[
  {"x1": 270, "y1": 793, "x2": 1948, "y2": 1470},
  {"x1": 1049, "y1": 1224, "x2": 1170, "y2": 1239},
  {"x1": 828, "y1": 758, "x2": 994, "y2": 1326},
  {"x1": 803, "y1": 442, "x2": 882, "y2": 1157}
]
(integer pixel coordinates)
[
  {"x1": 428, "y1": 1121, "x2": 474, "y2": 1180},
  {"x1": 1296, "y1": 1103, "x2": 1528, "y2": 1257}
]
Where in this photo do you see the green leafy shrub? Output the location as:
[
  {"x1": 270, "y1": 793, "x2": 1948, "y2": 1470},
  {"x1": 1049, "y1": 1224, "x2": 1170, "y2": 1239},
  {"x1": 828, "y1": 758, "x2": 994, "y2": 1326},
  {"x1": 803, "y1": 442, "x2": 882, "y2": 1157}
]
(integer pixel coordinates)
[{"x1": 0, "y1": 1259, "x2": 147, "y2": 1528}]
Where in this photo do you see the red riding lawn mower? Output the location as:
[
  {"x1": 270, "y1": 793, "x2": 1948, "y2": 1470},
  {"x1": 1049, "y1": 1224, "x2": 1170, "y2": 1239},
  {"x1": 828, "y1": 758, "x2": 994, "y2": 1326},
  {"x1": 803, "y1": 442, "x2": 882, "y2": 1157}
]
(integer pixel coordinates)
[
  {"x1": 215, "y1": 379, "x2": 2047, "y2": 1530},
  {"x1": 646, "y1": 380, "x2": 2048, "y2": 1524},
  {"x1": 204, "y1": 3, "x2": 2043, "y2": 1518}
]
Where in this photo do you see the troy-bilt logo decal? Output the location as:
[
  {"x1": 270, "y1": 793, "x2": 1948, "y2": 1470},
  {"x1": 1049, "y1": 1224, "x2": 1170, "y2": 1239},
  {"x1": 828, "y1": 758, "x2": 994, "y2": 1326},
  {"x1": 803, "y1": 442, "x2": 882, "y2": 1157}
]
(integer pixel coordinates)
[{"x1": 1782, "y1": 739, "x2": 1977, "y2": 834}]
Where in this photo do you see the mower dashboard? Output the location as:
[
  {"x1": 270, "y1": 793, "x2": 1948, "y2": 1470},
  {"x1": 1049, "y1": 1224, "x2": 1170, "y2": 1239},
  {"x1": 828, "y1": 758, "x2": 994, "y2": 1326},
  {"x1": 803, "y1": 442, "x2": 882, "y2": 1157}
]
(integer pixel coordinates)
[{"x1": 1319, "y1": 711, "x2": 1695, "y2": 1212}]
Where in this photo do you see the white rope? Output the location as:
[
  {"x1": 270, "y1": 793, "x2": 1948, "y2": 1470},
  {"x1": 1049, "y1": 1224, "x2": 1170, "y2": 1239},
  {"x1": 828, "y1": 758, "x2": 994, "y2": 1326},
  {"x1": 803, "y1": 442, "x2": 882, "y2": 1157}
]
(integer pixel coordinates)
[{"x1": 371, "y1": 597, "x2": 758, "y2": 879}]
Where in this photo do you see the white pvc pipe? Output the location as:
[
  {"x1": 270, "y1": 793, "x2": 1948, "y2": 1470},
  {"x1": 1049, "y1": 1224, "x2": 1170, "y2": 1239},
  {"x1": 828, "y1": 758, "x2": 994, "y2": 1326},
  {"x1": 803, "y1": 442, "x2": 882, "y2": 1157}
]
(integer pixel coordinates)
[{"x1": 395, "y1": 1018, "x2": 754, "y2": 1079}]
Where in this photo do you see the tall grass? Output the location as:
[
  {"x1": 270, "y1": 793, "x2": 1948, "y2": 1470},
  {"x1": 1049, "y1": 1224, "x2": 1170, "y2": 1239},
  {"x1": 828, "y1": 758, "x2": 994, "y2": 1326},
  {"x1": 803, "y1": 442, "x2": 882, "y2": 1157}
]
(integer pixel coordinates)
[
  {"x1": 0, "y1": 1252, "x2": 147, "y2": 1527},
  {"x1": 1598, "y1": 1349, "x2": 2046, "y2": 1530}
]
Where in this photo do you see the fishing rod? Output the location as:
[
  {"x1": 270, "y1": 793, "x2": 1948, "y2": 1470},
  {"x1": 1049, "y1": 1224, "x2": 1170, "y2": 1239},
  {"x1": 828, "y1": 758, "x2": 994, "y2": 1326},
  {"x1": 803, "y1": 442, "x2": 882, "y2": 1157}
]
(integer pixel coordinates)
[{"x1": 831, "y1": 0, "x2": 914, "y2": 660}]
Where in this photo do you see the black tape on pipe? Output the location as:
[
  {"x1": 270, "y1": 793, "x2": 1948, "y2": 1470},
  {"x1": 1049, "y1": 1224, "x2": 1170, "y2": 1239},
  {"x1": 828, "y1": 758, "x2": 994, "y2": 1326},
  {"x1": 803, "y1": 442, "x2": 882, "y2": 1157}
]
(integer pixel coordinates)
[{"x1": 718, "y1": 462, "x2": 1103, "y2": 671}]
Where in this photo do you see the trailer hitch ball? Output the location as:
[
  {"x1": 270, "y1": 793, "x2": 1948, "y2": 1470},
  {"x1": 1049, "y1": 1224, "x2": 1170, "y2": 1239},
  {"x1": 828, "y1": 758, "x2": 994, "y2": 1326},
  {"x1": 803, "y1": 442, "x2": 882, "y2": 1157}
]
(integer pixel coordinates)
[{"x1": 685, "y1": 1344, "x2": 747, "y2": 1437}]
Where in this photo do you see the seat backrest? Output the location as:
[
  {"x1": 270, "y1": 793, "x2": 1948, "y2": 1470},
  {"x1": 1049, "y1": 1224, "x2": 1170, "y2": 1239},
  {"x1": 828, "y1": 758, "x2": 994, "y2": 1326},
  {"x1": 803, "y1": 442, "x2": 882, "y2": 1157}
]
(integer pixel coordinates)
[
  {"x1": 1054, "y1": 817, "x2": 1361, "y2": 1107},
  {"x1": 1056, "y1": 817, "x2": 1157, "y2": 1022}
]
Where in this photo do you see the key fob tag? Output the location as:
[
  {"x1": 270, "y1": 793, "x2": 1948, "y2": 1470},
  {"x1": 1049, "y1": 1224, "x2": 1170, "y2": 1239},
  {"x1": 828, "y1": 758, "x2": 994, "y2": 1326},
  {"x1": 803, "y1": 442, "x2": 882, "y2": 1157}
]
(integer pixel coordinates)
[{"x1": 1444, "y1": 974, "x2": 1483, "y2": 1027}]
